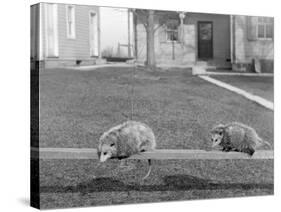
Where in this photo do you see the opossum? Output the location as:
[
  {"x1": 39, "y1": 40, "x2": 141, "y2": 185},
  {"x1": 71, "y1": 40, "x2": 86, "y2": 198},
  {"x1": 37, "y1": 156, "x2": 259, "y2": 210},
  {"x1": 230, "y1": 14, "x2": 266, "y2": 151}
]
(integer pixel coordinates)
[
  {"x1": 97, "y1": 121, "x2": 156, "y2": 179},
  {"x1": 210, "y1": 122, "x2": 272, "y2": 156}
]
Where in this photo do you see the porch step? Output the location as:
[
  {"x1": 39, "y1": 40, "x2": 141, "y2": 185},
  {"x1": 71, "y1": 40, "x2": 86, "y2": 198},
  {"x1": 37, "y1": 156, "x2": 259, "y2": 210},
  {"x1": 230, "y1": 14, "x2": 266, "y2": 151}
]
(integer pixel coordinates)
[
  {"x1": 195, "y1": 61, "x2": 208, "y2": 66},
  {"x1": 193, "y1": 62, "x2": 216, "y2": 75},
  {"x1": 196, "y1": 61, "x2": 216, "y2": 68},
  {"x1": 197, "y1": 60, "x2": 232, "y2": 70}
]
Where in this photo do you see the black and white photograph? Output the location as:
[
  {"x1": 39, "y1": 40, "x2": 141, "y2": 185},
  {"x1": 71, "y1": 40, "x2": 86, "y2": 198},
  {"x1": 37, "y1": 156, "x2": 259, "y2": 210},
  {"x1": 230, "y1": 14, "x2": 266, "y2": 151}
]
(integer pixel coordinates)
[{"x1": 30, "y1": 1, "x2": 274, "y2": 210}]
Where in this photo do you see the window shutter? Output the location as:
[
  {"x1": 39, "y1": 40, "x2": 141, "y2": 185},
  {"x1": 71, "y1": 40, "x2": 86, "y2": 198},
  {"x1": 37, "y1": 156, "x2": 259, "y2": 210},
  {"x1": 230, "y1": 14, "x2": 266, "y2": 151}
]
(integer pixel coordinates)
[
  {"x1": 159, "y1": 25, "x2": 166, "y2": 43},
  {"x1": 247, "y1": 16, "x2": 258, "y2": 41}
]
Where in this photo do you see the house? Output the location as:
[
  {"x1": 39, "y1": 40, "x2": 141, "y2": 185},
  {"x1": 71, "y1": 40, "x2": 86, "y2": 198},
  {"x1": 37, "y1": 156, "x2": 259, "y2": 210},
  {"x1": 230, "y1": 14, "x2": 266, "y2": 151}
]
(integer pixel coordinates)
[
  {"x1": 134, "y1": 11, "x2": 274, "y2": 72},
  {"x1": 31, "y1": 3, "x2": 102, "y2": 68}
]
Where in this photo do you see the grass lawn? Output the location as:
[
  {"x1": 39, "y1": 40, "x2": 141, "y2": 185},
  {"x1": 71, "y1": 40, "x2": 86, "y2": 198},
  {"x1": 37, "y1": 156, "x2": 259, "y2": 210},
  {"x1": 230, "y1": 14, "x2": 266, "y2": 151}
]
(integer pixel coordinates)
[
  {"x1": 210, "y1": 75, "x2": 274, "y2": 102},
  {"x1": 38, "y1": 67, "x2": 274, "y2": 209}
]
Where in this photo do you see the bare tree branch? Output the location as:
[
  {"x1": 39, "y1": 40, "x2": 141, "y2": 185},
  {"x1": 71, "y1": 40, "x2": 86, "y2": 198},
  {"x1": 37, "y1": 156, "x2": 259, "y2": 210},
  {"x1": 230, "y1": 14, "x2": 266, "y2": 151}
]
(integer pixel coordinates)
[
  {"x1": 153, "y1": 23, "x2": 165, "y2": 33},
  {"x1": 132, "y1": 9, "x2": 148, "y2": 29}
]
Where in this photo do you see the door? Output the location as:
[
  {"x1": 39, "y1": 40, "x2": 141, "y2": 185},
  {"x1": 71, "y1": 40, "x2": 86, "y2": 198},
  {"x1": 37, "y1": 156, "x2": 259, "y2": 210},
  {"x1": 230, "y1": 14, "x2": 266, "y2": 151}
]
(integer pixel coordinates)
[
  {"x1": 198, "y1": 21, "x2": 213, "y2": 59},
  {"x1": 89, "y1": 12, "x2": 98, "y2": 56}
]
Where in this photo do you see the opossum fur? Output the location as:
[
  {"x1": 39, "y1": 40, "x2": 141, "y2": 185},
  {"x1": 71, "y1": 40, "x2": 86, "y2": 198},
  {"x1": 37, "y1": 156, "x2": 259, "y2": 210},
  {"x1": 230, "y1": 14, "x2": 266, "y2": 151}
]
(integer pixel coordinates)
[
  {"x1": 97, "y1": 121, "x2": 156, "y2": 179},
  {"x1": 210, "y1": 122, "x2": 271, "y2": 156}
]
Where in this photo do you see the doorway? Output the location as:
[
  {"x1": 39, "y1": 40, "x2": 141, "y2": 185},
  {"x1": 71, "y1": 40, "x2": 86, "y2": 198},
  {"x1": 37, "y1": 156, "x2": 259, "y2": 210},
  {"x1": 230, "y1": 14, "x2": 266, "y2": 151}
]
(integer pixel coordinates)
[{"x1": 198, "y1": 21, "x2": 213, "y2": 59}]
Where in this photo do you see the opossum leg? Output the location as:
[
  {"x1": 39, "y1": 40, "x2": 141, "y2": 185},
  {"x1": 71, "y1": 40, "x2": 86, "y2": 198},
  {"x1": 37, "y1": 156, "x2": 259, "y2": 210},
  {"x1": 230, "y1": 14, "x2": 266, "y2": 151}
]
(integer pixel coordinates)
[
  {"x1": 142, "y1": 159, "x2": 152, "y2": 180},
  {"x1": 117, "y1": 154, "x2": 129, "y2": 160},
  {"x1": 222, "y1": 147, "x2": 232, "y2": 152},
  {"x1": 242, "y1": 148, "x2": 255, "y2": 156}
]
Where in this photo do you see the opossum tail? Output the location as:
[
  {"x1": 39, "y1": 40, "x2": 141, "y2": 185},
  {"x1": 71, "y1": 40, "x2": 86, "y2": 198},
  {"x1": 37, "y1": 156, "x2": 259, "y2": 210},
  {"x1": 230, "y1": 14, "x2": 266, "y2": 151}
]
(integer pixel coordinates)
[
  {"x1": 142, "y1": 159, "x2": 152, "y2": 180},
  {"x1": 257, "y1": 137, "x2": 272, "y2": 149}
]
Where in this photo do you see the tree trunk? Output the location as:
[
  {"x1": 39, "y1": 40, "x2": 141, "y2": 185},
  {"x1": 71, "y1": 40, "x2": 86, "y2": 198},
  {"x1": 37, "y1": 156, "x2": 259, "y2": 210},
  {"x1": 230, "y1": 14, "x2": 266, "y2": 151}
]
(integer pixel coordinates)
[{"x1": 146, "y1": 10, "x2": 156, "y2": 69}]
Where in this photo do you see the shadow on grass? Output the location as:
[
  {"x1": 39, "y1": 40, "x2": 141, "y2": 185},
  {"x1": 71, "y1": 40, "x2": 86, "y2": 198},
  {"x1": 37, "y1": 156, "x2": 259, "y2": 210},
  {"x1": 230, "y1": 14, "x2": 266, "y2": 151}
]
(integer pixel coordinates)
[{"x1": 40, "y1": 175, "x2": 273, "y2": 194}]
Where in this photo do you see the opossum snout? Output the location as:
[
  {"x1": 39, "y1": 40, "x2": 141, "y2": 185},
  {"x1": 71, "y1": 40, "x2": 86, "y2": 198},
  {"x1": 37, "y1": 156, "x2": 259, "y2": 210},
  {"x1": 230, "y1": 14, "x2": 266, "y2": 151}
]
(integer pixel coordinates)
[{"x1": 99, "y1": 151, "x2": 112, "y2": 162}]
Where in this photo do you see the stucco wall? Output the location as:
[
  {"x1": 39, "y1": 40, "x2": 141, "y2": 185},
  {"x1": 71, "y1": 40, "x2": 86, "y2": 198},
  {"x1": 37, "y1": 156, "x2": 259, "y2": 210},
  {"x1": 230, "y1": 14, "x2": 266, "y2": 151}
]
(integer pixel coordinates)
[
  {"x1": 156, "y1": 24, "x2": 196, "y2": 65},
  {"x1": 234, "y1": 15, "x2": 274, "y2": 63},
  {"x1": 136, "y1": 16, "x2": 196, "y2": 65},
  {"x1": 186, "y1": 13, "x2": 230, "y2": 66},
  {"x1": 136, "y1": 12, "x2": 230, "y2": 67}
]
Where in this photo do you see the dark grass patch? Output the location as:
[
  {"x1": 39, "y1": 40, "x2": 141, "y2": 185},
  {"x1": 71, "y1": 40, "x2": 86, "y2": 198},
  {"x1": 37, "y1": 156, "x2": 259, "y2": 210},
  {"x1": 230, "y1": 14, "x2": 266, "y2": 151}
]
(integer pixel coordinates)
[
  {"x1": 39, "y1": 159, "x2": 273, "y2": 209},
  {"x1": 210, "y1": 75, "x2": 274, "y2": 102}
]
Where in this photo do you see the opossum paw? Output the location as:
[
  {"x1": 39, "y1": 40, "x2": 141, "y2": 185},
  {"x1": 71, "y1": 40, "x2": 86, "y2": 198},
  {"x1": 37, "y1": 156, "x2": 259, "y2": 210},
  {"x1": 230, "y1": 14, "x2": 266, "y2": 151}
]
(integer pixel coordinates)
[
  {"x1": 243, "y1": 148, "x2": 255, "y2": 156},
  {"x1": 222, "y1": 148, "x2": 231, "y2": 152},
  {"x1": 248, "y1": 151, "x2": 255, "y2": 156}
]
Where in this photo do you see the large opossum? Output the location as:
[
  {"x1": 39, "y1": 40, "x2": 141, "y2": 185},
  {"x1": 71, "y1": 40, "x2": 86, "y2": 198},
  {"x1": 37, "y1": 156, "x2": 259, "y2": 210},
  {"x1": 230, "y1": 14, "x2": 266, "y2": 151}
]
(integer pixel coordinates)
[
  {"x1": 210, "y1": 122, "x2": 272, "y2": 156},
  {"x1": 97, "y1": 121, "x2": 156, "y2": 179}
]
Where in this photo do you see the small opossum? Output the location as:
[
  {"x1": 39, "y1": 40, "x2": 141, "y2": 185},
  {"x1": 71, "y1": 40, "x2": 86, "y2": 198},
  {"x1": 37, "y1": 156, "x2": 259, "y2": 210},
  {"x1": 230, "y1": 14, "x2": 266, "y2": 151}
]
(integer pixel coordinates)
[
  {"x1": 97, "y1": 121, "x2": 156, "y2": 179},
  {"x1": 210, "y1": 122, "x2": 272, "y2": 156}
]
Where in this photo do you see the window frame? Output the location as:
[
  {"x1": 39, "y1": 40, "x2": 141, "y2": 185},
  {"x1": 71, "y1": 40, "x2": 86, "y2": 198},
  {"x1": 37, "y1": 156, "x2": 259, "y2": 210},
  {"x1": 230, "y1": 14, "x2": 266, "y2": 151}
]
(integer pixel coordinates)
[
  {"x1": 257, "y1": 17, "x2": 273, "y2": 40},
  {"x1": 89, "y1": 11, "x2": 99, "y2": 57},
  {"x1": 45, "y1": 3, "x2": 59, "y2": 58},
  {"x1": 66, "y1": 5, "x2": 76, "y2": 39},
  {"x1": 165, "y1": 19, "x2": 180, "y2": 43}
]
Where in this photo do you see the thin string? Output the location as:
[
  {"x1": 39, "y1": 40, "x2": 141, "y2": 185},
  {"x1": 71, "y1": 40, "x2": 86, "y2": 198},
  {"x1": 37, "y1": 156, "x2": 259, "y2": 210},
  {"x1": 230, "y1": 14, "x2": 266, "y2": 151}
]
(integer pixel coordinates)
[{"x1": 129, "y1": 61, "x2": 136, "y2": 121}]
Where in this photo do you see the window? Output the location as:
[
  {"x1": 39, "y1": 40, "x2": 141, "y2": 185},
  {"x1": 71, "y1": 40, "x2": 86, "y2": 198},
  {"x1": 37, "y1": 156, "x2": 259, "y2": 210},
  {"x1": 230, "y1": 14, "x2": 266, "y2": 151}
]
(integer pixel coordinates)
[
  {"x1": 165, "y1": 19, "x2": 179, "y2": 42},
  {"x1": 46, "y1": 3, "x2": 58, "y2": 57},
  {"x1": 257, "y1": 17, "x2": 273, "y2": 39},
  {"x1": 66, "y1": 5, "x2": 75, "y2": 38},
  {"x1": 89, "y1": 12, "x2": 98, "y2": 56}
]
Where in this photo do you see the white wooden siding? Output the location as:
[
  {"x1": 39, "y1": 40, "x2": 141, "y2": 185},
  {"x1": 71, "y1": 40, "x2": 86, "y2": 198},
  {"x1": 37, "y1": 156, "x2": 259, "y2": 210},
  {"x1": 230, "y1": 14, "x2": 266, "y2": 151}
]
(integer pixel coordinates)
[{"x1": 40, "y1": 3, "x2": 100, "y2": 61}]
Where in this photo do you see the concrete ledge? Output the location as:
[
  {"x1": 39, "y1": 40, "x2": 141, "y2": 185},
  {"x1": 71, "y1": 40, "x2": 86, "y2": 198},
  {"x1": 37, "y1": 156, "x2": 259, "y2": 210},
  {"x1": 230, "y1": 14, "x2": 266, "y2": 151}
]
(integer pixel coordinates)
[
  {"x1": 192, "y1": 66, "x2": 207, "y2": 75},
  {"x1": 31, "y1": 147, "x2": 273, "y2": 160}
]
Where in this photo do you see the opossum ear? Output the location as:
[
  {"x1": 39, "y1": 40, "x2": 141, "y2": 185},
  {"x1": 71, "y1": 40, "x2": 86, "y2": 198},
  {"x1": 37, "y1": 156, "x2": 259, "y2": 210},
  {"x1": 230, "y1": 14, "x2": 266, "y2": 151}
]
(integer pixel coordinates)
[
  {"x1": 217, "y1": 123, "x2": 225, "y2": 128},
  {"x1": 219, "y1": 125, "x2": 226, "y2": 134},
  {"x1": 98, "y1": 131, "x2": 104, "y2": 138},
  {"x1": 109, "y1": 131, "x2": 118, "y2": 138},
  {"x1": 211, "y1": 124, "x2": 225, "y2": 134},
  {"x1": 216, "y1": 124, "x2": 225, "y2": 131}
]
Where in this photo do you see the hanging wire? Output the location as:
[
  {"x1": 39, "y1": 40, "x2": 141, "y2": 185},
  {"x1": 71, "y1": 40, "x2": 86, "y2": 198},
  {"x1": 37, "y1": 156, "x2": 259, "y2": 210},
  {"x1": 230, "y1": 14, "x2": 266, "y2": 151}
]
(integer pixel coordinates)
[{"x1": 129, "y1": 61, "x2": 136, "y2": 120}]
